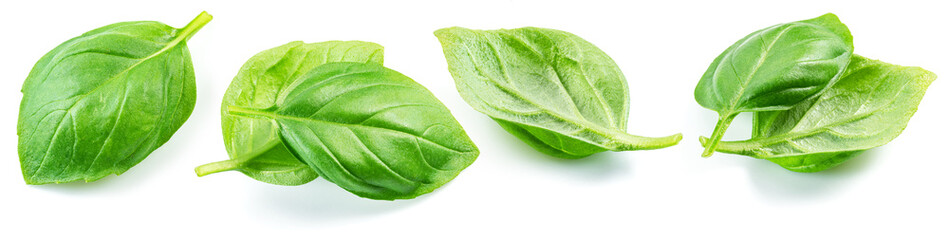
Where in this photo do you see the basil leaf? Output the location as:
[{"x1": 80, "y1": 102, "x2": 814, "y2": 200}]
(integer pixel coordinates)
[
  {"x1": 695, "y1": 13, "x2": 854, "y2": 157},
  {"x1": 195, "y1": 41, "x2": 384, "y2": 186},
  {"x1": 701, "y1": 55, "x2": 936, "y2": 172},
  {"x1": 434, "y1": 27, "x2": 681, "y2": 159},
  {"x1": 17, "y1": 12, "x2": 212, "y2": 184},
  {"x1": 226, "y1": 62, "x2": 478, "y2": 200}
]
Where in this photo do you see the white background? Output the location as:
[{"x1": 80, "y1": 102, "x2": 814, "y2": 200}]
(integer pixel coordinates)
[{"x1": 1, "y1": 0, "x2": 946, "y2": 239}]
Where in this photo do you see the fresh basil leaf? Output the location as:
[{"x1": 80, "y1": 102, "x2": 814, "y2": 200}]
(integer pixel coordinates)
[
  {"x1": 195, "y1": 41, "x2": 384, "y2": 186},
  {"x1": 695, "y1": 13, "x2": 854, "y2": 157},
  {"x1": 226, "y1": 62, "x2": 478, "y2": 200},
  {"x1": 434, "y1": 27, "x2": 681, "y2": 159},
  {"x1": 701, "y1": 55, "x2": 936, "y2": 172},
  {"x1": 17, "y1": 12, "x2": 212, "y2": 184}
]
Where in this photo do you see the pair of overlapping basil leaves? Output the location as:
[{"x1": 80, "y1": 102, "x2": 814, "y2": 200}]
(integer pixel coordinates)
[
  {"x1": 17, "y1": 12, "x2": 934, "y2": 200},
  {"x1": 694, "y1": 13, "x2": 935, "y2": 172},
  {"x1": 196, "y1": 41, "x2": 479, "y2": 200}
]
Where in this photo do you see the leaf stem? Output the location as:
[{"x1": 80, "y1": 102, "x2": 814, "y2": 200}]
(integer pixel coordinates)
[
  {"x1": 194, "y1": 139, "x2": 282, "y2": 177},
  {"x1": 699, "y1": 136, "x2": 757, "y2": 155},
  {"x1": 177, "y1": 11, "x2": 213, "y2": 41},
  {"x1": 615, "y1": 132, "x2": 684, "y2": 150},
  {"x1": 194, "y1": 159, "x2": 243, "y2": 177},
  {"x1": 701, "y1": 113, "x2": 737, "y2": 157}
]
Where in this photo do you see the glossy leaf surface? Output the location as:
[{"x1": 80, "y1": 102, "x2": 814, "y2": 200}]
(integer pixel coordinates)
[
  {"x1": 228, "y1": 62, "x2": 479, "y2": 200},
  {"x1": 197, "y1": 41, "x2": 383, "y2": 186},
  {"x1": 17, "y1": 12, "x2": 212, "y2": 184},
  {"x1": 695, "y1": 13, "x2": 854, "y2": 157}
]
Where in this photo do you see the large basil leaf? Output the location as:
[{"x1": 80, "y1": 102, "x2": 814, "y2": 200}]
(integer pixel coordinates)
[
  {"x1": 226, "y1": 62, "x2": 479, "y2": 200},
  {"x1": 434, "y1": 27, "x2": 681, "y2": 159},
  {"x1": 17, "y1": 12, "x2": 212, "y2": 184},
  {"x1": 700, "y1": 55, "x2": 936, "y2": 172},
  {"x1": 695, "y1": 13, "x2": 854, "y2": 157},
  {"x1": 194, "y1": 41, "x2": 384, "y2": 186}
]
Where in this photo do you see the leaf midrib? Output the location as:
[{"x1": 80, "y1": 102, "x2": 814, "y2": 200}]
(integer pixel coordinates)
[
  {"x1": 720, "y1": 24, "x2": 796, "y2": 115},
  {"x1": 231, "y1": 107, "x2": 473, "y2": 154},
  {"x1": 456, "y1": 40, "x2": 637, "y2": 148},
  {"x1": 720, "y1": 71, "x2": 913, "y2": 154},
  {"x1": 65, "y1": 29, "x2": 191, "y2": 113}
]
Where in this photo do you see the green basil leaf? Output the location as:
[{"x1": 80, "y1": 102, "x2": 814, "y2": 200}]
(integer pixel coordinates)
[
  {"x1": 17, "y1": 12, "x2": 212, "y2": 184},
  {"x1": 434, "y1": 27, "x2": 681, "y2": 159},
  {"x1": 695, "y1": 13, "x2": 854, "y2": 157},
  {"x1": 701, "y1": 55, "x2": 936, "y2": 172},
  {"x1": 227, "y1": 62, "x2": 479, "y2": 200},
  {"x1": 194, "y1": 41, "x2": 384, "y2": 186}
]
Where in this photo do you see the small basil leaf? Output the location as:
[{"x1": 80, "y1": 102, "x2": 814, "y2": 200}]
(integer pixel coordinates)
[
  {"x1": 695, "y1": 13, "x2": 854, "y2": 157},
  {"x1": 17, "y1": 12, "x2": 212, "y2": 184},
  {"x1": 227, "y1": 62, "x2": 479, "y2": 200},
  {"x1": 701, "y1": 55, "x2": 936, "y2": 172},
  {"x1": 434, "y1": 27, "x2": 681, "y2": 159},
  {"x1": 195, "y1": 41, "x2": 384, "y2": 186}
]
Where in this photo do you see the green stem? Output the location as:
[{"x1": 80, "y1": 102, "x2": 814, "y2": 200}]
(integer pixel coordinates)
[
  {"x1": 699, "y1": 136, "x2": 757, "y2": 155},
  {"x1": 178, "y1": 11, "x2": 213, "y2": 41},
  {"x1": 615, "y1": 132, "x2": 683, "y2": 150},
  {"x1": 194, "y1": 159, "x2": 243, "y2": 177},
  {"x1": 702, "y1": 113, "x2": 737, "y2": 158},
  {"x1": 194, "y1": 139, "x2": 281, "y2": 177}
]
